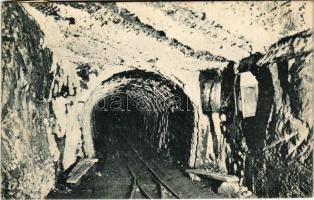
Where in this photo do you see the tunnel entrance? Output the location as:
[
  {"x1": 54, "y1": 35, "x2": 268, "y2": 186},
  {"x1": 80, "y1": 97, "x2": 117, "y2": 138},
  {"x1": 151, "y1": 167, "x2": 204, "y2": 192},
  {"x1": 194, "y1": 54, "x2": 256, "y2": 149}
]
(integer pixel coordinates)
[
  {"x1": 49, "y1": 70, "x2": 226, "y2": 199},
  {"x1": 91, "y1": 70, "x2": 195, "y2": 166}
]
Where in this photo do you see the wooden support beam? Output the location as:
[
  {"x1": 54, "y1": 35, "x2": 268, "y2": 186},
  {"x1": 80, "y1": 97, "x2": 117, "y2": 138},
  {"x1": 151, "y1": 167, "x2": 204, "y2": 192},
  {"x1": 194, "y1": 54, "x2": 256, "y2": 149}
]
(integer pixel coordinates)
[
  {"x1": 186, "y1": 169, "x2": 239, "y2": 183},
  {"x1": 67, "y1": 158, "x2": 98, "y2": 184}
]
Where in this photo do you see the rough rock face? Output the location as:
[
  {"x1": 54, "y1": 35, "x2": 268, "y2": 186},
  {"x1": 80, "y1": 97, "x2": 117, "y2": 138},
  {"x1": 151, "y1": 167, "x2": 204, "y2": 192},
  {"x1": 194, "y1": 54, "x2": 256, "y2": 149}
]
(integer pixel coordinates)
[
  {"x1": 1, "y1": 3, "x2": 55, "y2": 199},
  {"x1": 1, "y1": 1, "x2": 312, "y2": 199},
  {"x1": 119, "y1": 1, "x2": 312, "y2": 60},
  {"x1": 237, "y1": 30, "x2": 313, "y2": 197},
  {"x1": 20, "y1": 1, "x2": 234, "y2": 173}
]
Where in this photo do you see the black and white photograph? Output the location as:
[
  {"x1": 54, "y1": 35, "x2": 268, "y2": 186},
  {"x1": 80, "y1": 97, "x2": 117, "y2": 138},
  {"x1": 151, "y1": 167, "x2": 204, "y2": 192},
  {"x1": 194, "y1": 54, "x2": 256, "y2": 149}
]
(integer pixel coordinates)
[{"x1": 1, "y1": 0, "x2": 313, "y2": 199}]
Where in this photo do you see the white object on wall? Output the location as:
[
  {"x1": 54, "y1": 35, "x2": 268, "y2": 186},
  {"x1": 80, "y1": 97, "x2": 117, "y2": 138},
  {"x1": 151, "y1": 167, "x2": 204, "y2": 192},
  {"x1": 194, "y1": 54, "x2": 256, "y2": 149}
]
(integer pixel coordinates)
[{"x1": 237, "y1": 72, "x2": 259, "y2": 118}]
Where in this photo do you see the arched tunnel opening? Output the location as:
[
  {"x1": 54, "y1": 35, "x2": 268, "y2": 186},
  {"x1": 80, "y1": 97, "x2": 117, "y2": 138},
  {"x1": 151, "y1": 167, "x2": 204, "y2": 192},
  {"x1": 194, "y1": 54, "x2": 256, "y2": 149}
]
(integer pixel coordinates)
[
  {"x1": 49, "y1": 70, "x2": 230, "y2": 199},
  {"x1": 91, "y1": 70, "x2": 195, "y2": 168}
]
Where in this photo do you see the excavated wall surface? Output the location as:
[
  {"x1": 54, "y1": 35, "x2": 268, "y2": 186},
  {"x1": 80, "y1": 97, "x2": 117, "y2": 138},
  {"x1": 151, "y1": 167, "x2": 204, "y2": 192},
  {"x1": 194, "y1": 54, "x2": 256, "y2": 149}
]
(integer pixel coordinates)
[
  {"x1": 236, "y1": 30, "x2": 313, "y2": 197},
  {"x1": 1, "y1": 3, "x2": 55, "y2": 199},
  {"x1": 1, "y1": 1, "x2": 312, "y2": 198}
]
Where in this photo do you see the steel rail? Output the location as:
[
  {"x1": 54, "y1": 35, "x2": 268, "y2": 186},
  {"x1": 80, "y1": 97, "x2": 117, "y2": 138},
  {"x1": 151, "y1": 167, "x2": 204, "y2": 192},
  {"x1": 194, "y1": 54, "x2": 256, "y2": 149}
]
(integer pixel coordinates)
[
  {"x1": 126, "y1": 165, "x2": 137, "y2": 199},
  {"x1": 122, "y1": 142, "x2": 153, "y2": 199},
  {"x1": 121, "y1": 135, "x2": 181, "y2": 199}
]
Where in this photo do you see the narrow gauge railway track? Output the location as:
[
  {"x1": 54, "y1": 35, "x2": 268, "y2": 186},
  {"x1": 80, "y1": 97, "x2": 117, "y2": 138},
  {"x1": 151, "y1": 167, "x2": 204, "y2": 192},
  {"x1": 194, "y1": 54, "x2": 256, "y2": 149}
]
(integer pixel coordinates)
[{"x1": 119, "y1": 134, "x2": 181, "y2": 199}]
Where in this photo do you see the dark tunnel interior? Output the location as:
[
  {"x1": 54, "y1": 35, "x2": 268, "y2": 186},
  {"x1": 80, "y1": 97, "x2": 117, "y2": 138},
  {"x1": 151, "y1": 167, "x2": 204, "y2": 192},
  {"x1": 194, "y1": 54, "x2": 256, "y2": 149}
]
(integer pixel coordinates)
[
  {"x1": 92, "y1": 93, "x2": 195, "y2": 167},
  {"x1": 91, "y1": 71, "x2": 196, "y2": 167}
]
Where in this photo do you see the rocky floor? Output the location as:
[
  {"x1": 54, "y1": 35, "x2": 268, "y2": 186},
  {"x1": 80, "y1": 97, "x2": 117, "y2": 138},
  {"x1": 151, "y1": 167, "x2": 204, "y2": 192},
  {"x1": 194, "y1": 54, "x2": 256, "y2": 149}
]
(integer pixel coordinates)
[{"x1": 47, "y1": 130, "x2": 224, "y2": 199}]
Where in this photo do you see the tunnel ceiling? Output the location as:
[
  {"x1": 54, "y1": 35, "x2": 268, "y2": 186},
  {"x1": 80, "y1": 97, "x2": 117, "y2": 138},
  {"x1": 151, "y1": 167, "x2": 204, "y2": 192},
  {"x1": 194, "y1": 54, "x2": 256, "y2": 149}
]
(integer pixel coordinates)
[{"x1": 99, "y1": 70, "x2": 187, "y2": 112}]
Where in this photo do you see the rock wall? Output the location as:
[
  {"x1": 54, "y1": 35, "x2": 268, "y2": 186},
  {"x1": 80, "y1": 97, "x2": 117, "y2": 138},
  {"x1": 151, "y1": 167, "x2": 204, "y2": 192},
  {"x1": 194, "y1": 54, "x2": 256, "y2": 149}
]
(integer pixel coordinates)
[
  {"x1": 198, "y1": 66, "x2": 236, "y2": 173},
  {"x1": 236, "y1": 30, "x2": 313, "y2": 197},
  {"x1": 1, "y1": 3, "x2": 55, "y2": 199},
  {"x1": 1, "y1": 1, "x2": 312, "y2": 198}
]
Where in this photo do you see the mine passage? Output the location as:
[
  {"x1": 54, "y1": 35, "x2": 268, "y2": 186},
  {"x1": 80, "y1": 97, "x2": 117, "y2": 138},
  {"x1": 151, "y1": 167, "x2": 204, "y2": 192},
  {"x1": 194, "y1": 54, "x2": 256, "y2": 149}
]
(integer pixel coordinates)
[
  {"x1": 48, "y1": 70, "x2": 223, "y2": 198},
  {"x1": 93, "y1": 96, "x2": 194, "y2": 166},
  {"x1": 48, "y1": 122, "x2": 220, "y2": 199},
  {"x1": 83, "y1": 75, "x2": 199, "y2": 198},
  {"x1": 92, "y1": 70, "x2": 197, "y2": 165}
]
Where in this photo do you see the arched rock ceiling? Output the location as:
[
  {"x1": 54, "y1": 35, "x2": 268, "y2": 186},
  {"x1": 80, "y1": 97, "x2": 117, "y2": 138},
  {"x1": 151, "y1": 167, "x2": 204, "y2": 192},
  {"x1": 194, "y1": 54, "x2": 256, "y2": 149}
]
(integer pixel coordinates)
[
  {"x1": 99, "y1": 70, "x2": 186, "y2": 112},
  {"x1": 118, "y1": 1, "x2": 312, "y2": 58},
  {"x1": 23, "y1": 1, "x2": 312, "y2": 66}
]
